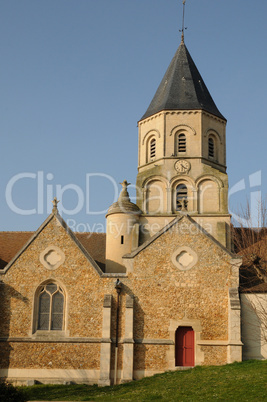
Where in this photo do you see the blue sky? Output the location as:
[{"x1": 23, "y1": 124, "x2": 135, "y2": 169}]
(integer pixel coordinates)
[{"x1": 0, "y1": 0, "x2": 266, "y2": 231}]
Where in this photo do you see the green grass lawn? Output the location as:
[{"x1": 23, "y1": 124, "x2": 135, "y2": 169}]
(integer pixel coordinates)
[{"x1": 23, "y1": 360, "x2": 267, "y2": 401}]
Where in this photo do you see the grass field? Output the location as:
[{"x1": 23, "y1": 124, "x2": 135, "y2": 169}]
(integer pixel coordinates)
[{"x1": 23, "y1": 360, "x2": 267, "y2": 401}]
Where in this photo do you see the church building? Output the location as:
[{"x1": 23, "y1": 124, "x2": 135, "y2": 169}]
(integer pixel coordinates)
[{"x1": 0, "y1": 32, "x2": 250, "y2": 385}]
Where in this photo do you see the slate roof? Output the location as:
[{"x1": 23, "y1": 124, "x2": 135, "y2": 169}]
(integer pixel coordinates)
[
  {"x1": 0, "y1": 230, "x2": 106, "y2": 270},
  {"x1": 141, "y1": 40, "x2": 225, "y2": 121}
]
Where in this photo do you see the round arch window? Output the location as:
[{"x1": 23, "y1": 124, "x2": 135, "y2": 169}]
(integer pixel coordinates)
[{"x1": 175, "y1": 184, "x2": 188, "y2": 211}]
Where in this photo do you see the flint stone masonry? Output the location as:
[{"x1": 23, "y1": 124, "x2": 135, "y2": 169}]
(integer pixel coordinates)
[{"x1": 0, "y1": 213, "x2": 242, "y2": 384}]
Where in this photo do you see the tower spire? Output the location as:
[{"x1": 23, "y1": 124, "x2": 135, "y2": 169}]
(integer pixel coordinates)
[{"x1": 179, "y1": 0, "x2": 187, "y2": 43}]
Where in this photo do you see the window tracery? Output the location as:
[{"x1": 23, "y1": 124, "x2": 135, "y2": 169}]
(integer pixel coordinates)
[{"x1": 37, "y1": 282, "x2": 64, "y2": 331}]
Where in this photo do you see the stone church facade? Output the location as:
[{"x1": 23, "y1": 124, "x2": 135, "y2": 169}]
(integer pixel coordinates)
[{"x1": 0, "y1": 37, "x2": 249, "y2": 385}]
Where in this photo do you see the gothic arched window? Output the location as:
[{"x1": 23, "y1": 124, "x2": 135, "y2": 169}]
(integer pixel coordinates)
[
  {"x1": 176, "y1": 184, "x2": 188, "y2": 211},
  {"x1": 150, "y1": 138, "x2": 156, "y2": 159},
  {"x1": 208, "y1": 137, "x2": 215, "y2": 158},
  {"x1": 37, "y1": 283, "x2": 64, "y2": 331},
  {"x1": 178, "y1": 133, "x2": 186, "y2": 153}
]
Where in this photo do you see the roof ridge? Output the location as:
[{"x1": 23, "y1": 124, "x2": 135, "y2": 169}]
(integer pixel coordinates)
[{"x1": 123, "y1": 214, "x2": 238, "y2": 260}]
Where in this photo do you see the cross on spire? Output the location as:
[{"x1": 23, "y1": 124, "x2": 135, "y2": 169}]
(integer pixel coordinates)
[{"x1": 179, "y1": 0, "x2": 187, "y2": 43}]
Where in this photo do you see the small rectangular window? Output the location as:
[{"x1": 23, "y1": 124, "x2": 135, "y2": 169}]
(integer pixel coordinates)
[
  {"x1": 121, "y1": 235, "x2": 124, "y2": 245},
  {"x1": 208, "y1": 137, "x2": 214, "y2": 158},
  {"x1": 150, "y1": 139, "x2": 156, "y2": 159},
  {"x1": 178, "y1": 134, "x2": 186, "y2": 153}
]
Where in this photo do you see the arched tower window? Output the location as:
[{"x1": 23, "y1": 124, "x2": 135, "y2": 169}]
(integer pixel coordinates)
[
  {"x1": 37, "y1": 282, "x2": 64, "y2": 331},
  {"x1": 150, "y1": 138, "x2": 156, "y2": 159},
  {"x1": 208, "y1": 137, "x2": 215, "y2": 158},
  {"x1": 178, "y1": 133, "x2": 186, "y2": 153},
  {"x1": 176, "y1": 184, "x2": 188, "y2": 211}
]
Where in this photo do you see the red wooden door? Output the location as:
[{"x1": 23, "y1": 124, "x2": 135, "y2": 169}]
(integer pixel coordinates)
[{"x1": 175, "y1": 326, "x2": 194, "y2": 366}]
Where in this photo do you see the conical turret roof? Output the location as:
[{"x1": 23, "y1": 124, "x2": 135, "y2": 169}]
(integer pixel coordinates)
[
  {"x1": 141, "y1": 41, "x2": 225, "y2": 121},
  {"x1": 106, "y1": 180, "x2": 141, "y2": 217}
]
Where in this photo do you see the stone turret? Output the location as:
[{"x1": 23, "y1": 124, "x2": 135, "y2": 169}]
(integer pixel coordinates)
[{"x1": 105, "y1": 180, "x2": 141, "y2": 273}]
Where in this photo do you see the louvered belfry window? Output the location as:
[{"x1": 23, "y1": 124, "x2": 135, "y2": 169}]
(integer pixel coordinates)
[
  {"x1": 208, "y1": 137, "x2": 214, "y2": 158},
  {"x1": 176, "y1": 184, "x2": 188, "y2": 211},
  {"x1": 178, "y1": 133, "x2": 186, "y2": 153},
  {"x1": 38, "y1": 283, "x2": 64, "y2": 330},
  {"x1": 150, "y1": 138, "x2": 156, "y2": 159}
]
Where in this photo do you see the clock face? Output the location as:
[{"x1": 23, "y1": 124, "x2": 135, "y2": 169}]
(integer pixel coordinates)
[{"x1": 175, "y1": 160, "x2": 191, "y2": 173}]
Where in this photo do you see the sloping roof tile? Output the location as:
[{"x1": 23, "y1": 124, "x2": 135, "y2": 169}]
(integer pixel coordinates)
[
  {"x1": 0, "y1": 232, "x2": 33, "y2": 269},
  {"x1": 0, "y1": 230, "x2": 106, "y2": 270}
]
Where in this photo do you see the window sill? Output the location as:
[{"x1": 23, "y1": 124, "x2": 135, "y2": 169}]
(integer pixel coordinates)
[{"x1": 32, "y1": 330, "x2": 69, "y2": 340}]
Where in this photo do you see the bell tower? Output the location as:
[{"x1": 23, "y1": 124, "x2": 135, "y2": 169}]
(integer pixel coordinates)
[{"x1": 136, "y1": 36, "x2": 231, "y2": 248}]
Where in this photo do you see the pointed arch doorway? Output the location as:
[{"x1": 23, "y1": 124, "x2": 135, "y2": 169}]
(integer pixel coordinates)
[{"x1": 175, "y1": 326, "x2": 195, "y2": 366}]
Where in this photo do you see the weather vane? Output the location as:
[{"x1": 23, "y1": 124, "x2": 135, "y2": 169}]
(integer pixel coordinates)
[{"x1": 179, "y1": 0, "x2": 187, "y2": 42}]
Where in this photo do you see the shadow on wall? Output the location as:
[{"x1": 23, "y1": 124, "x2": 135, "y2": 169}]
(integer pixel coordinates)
[
  {"x1": 133, "y1": 295, "x2": 146, "y2": 378},
  {"x1": 110, "y1": 282, "x2": 146, "y2": 381},
  {"x1": 105, "y1": 260, "x2": 127, "y2": 274},
  {"x1": 241, "y1": 294, "x2": 264, "y2": 360},
  {"x1": 0, "y1": 259, "x2": 8, "y2": 270},
  {"x1": 121, "y1": 283, "x2": 146, "y2": 378},
  {"x1": 0, "y1": 281, "x2": 29, "y2": 377}
]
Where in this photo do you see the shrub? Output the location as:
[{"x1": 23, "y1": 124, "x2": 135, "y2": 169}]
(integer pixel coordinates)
[{"x1": 0, "y1": 380, "x2": 27, "y2": 402}]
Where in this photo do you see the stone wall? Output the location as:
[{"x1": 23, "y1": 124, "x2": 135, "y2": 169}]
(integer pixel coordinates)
[
  {"x1": 0, "y1": 215, "x2": 241, "y2": 385},
  {"x1": 241, "y1": 293, "x2": 267, "y2": 360}
]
